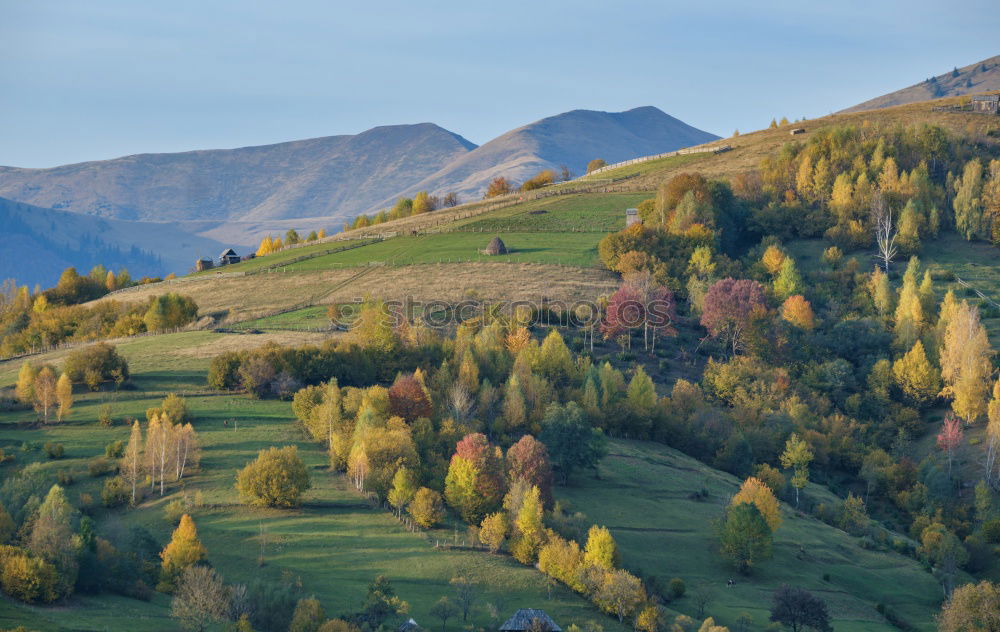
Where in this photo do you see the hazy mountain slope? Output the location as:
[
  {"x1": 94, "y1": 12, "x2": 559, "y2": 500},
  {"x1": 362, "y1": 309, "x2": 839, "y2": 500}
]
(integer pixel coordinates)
[
  {"x1": 0, "y1": 124, "x2": 476, "y2": 224},
  {"x1": 0, "y1": 197, "x2": 228, "y2": 287},
  {"x1": 382, "y1": 106, "x2": 719, "y2": 205},
  {"x1": 841, "y1": 54, "x2": 1000, "y2": 112}
]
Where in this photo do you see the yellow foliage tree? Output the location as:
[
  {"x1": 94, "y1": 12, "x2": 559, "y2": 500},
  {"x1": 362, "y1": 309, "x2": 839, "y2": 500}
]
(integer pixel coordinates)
[
  {"x1": 55, "y1": 373, "x2": 72, "y2": 422},
  {"x1": 15, "y1": 362, "x2": 37, "y2": 405},
  {"x1": 781, "y1": 295, "x2": 815, "y2": 330},
  {"x1": 159, "y1": 514, "x2": 207, "y2": 591},
  {"x1": 731, "y1": 476, "x2": 782, "y2": 531},
  {"x1": 892, "y1": 340, "x2": 941, "y2": 407},
  {"x1": 584, "y1": 525, "x2": 619, "y2": 571},
  {"x1": 941, "y1": 301, "x2": 993, "y2": 423},
  {"x1": 761, "y1": 245, "x2": 786, "y2": 276}
]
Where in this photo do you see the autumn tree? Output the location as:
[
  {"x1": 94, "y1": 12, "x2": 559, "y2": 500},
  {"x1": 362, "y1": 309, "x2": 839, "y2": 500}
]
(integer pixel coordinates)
[
  {"x1": 479, "y1": 513, "x2": 507, "y2": 553},
  {"x1": 584, "y1": 525, "x2": 619, "y2": 571},
  {"x1": 700, "y1": 279, "x2": 766, "y2": 355},
  {"x1": 159, "y1": 514, "x2": 207, "y2": 591},
  {"x1": 587, "y1": 159, "x2": 607, "y2": 174},
  {"x1": 769, "y1": 585, "x2": 832, "y2": 632},
  {"x1": 388, "y1": 373, "x2": 432, "y2": 422},
  {"x1": 506, "y1": 435, "x2": 554, "y2": 507},
  {"x1": 444, "y1": 433, "x2": 505, "y2": 522},
  {"x1": 120, "y1": 420, "x2": 144, "y2": 506},
  {"x1": 511, "y1": 485, "x2": 544, "y2": 564},
  {"x1": 484, "y1": 177, "x2": 512, "y2": 198},
  {"x1": 937, "y1": 580, "x2": 1000, "y2": 632},
  {"x1": 409, "y1": 487, "x2": 446, "y2": 528},
  {"x1": 290, "y1": 597, "x2": 327, "y2": 632},
  {"x1": 450, "y1": 575, "x2": 478, "y2": 622},
  {"x1": 14, "y1": 362, "x2": 37, "y2": 405},
  {"x1": 32, "y1": 367, "x2": 57, "y2": 422},
  {"x1": 412, "y1": 191, "x2": 436, "y2": 215},
  {"x1": 55, "y1": 373, "x2": 72, "y2": 422},
  {"x1": 937, "y1": 414, "x2": 964, "y2": 477},
  {"x1": 761, "y1": 245, "x2": 786, "y2": 276},
  {"x1": 780, "y1": 295, "x2": 815, "y2": 330},
  {"x1": 236, "y1": 446, "x2": 312, "y2": 508},
  {"x1": 773, "y1": 257, "x2": 802, "y2": 299},
  {"x1": 171, "y1": 566, "x2": 231, "y2": 631},
  {"x1": 719, "y1": 502, "x2": 772, "y2": 573},
  {"x1": 780, "y1": 433, "x2": 813, "y2": 508},
  {"x1": 987, "y1": 379, "x2": 1000, "y2": 486},
  {"x1": 731, "y1": 477, "x2": 781, "y2": 532},
  {"x1": 594, "y1": 569, "x2": 646, "y2": 623},
  {"x1": 892, "y1": 340, "x2": 941, "y2": 407},
  {"x1": 29, "y1": 484, "x2": 78, "y2": 596},
  {"x1": 940, "y1": 300, "x2": 993, "y2": 423}
]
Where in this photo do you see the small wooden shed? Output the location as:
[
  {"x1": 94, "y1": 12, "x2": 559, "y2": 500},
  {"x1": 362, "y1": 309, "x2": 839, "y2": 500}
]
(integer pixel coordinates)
[
  {"x1": 481, "y1": 237, "x2": 508, "y2": 256},
  {"x1": 499, "y1": 609, "x2": 561, "y2": 632},
  {"x1": 195, "y1": 258, "x2": 214, "y2": 272},
  {"x1": 398, "y1": 618, "x2": 421, "y2": 632},
  {"x1": 625, "y1": 208, "x2": 641, "y2": 228}
]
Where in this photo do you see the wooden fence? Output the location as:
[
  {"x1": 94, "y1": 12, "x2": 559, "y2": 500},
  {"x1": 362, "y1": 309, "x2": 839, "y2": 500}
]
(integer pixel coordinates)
[{"x1": 584, "y1": 144, "x2": 734, "y2": 177}]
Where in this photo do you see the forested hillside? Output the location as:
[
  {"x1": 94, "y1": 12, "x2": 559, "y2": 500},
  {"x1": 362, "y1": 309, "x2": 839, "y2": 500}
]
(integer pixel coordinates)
[{"x1": 2, "y1": 93, "x2": 1000, "y2": 632}]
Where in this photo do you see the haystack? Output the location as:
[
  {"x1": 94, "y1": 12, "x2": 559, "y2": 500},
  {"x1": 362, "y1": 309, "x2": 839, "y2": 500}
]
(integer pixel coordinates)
[{"x1": 481, "y1": 236, "x2": 508, "y2": 256}]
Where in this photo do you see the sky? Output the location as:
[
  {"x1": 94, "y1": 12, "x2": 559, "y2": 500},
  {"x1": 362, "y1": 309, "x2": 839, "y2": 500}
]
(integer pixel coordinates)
[{"x1": 1, "y1": 0, "x2": 998, "y2": 168}]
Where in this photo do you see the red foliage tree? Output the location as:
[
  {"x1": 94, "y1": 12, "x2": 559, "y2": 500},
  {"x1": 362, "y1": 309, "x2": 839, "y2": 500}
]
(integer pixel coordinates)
[
  {"x1": 506, "y1": 435, "x2": 555, "y2": 508},
  {"x1": 601, "y1": 281, "x2": 677, "y2": 353},
  {"x1": 937, "y1": 414, "x2": 964, "y2": 477},
  {"x1": 700, "y1": 278, "x2": 767, "y2": 355},
  {"x1": 388, "y1": 373, "x2": 432, "y2": 422}
]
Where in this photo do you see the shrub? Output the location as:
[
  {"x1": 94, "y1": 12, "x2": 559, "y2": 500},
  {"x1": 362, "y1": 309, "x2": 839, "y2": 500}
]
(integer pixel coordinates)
[
  {"x1": 164, "y1": 494, "x2": 194, "y2": 524},
  {"x1": 89, "y1": 456, "x2": 116, "y2": 477},
  {"x1": 668, "y1": 577, "x2": 686, "y2": 599},
  {"x1": 43, "y1": 442, "x2": 64, "y2": 459},
  {"x1": 63, "y1": 343, "x2": 129, "y2": 389},
  {"x1": 236, "y1": 446, "x2": 311, "y2": 508},
  {"x1": 102, "y1": 476, "x2": 129, "y2": 507},
  {"x1": 56, "y1": 469, "x2": 75, "y2": 486},
  {"x1": 105, "y1": 440, "x2": 125, "y2": 458}
]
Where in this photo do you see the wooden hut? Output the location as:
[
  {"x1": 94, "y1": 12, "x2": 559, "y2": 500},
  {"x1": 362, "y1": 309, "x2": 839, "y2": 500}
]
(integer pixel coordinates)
[
  {"x1": 972, "y1": 95, "x2": 999, "y2": 114},
  {"x1": 195, "y1": 258, "x2": 214, "y2": 272},
  {"x1": 218, "y1": 248, "x2": 241, "y2": 266},
  {"x1": 481, "y1": 237, "x2": 508, "y2": 256},
  {"x1": 398, "y1": 618, "x2": 421, "y2": 632},
  {"x1": 499, "y1": 609, "x2": 561, "y2": 632}
]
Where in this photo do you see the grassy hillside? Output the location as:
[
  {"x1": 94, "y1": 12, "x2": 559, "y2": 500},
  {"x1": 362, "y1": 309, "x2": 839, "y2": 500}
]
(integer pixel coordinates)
[
  {"x1": 560, "y1": 441, "x2": 944, "y2": 632},
  {"x1": 841, "y1": 55, "x2": 1000, "y2": 113},
  {"x1": 0, "y1": 333, "x2": 629, "y2": 632}
]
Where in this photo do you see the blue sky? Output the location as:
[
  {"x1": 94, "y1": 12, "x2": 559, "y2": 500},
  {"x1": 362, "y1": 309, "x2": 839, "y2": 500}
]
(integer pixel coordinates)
[{"x1": 1, "y1": 0, "x2": 997, "y2": 167}]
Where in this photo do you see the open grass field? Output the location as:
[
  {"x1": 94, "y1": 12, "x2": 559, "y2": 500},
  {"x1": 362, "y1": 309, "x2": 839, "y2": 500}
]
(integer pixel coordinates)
[
  {"x1": 190, "y1": 238, "x2": 380, "y2": 277},
  {"x1": 578, "y1": 152, "x2": 714, "y2": 182},
  {"x1": 94, "y1": 263, "x2": 616, "y2": 326},
  {"x1": 449, "y1": 193, "x2": 651, "y2": 234},
  {"x1": 232, "y1": 305, "x2": 334, "y2": 331},
  {"x1": 558, "y1": 440, "x2": 945, "y2": 632},
  {"x1": 284, "y1": 232, "x2": 606, "y2": 271}
]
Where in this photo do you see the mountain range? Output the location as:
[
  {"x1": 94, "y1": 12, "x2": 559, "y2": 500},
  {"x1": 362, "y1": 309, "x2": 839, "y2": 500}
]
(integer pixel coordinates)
[{"x1": 0, "y1": 107, "x2": 718, "y2": 272}]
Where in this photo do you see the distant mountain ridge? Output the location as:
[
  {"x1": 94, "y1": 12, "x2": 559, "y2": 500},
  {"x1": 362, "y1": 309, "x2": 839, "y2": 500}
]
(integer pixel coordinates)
[
  {"x1": 841, "y1": 54, "x2": 1000, "y2": 112},
  {"x1": 380, "y1": 106, "x2": 719, "y2": 207},
  {"x1": 0, "y1": 106, "x2": 717, "y2": 282},
  {"x1": 0, "y1": 123, "x2": 477, "y2": 223},
  {"x1": 0, "y1": 196, "x2": 227, "y2": 287},
  {"x1": 0, "y1": 107, "x2": 715, "y2": 230}
]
